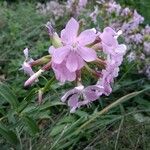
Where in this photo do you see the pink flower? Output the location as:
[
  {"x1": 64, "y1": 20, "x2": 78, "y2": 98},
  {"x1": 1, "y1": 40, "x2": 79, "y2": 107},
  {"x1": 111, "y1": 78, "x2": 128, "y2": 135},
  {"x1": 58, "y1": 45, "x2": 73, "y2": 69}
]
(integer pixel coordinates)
[
  {"x1": 121, "y1": 7, "x2": 131, "y2": 16},
  {"x1": 100, "y1": 27, "x2": 118, "y2": 52},
  {"x1": 98, "y1": 59, "x2": 119, "y2": 95},
  {"x1": 22, "y1": 62, "x2": 34, "y2": 76},
  {"x1": 49, "y1": 46, "x2": 76, "y2": 83},
  {"x1": 79, "y1": 0, "x2": 88, "y2": 7},
  {"x1": 21, "y1": 48, "x2": 34, "y2": 76},
  {"x1": 144, "y1": 42, "x2": 150, "y2": 56},
  {"x1": 61, "y1": 85, "x2": 103, "y2": 113},
  {"x1": 107, "y1": 1, "x2": 121, "y2": 15},
  {"x1": 133, "y1": 10, "x2": 144, "y2": 25},
  {"x1": 90, "y1": 6, "x2": 99, "y2": 24},
  {"x1": 100, "y1": 27, "x2": 126, "y2": 59},
  {"x1": 98, "y1": 27, "x2": 127, "y2": 95},
  {"x1": 67, "y1": 0, "x2": 87, "y2": 10},
  {"x1": 52, "y1": 18, "x2": 97, "y2": 72}
]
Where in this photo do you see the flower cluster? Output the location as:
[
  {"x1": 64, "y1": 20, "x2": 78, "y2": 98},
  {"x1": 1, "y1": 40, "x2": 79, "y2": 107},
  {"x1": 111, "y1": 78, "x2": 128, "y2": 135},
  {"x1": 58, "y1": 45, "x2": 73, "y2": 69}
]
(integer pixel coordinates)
[
  {"x1": 88, "y1": 0, "x2": 150, "y2": 79},
  {"x1": 22, "y1": 17, "x2": 126, "y2": 112},
  {"x1": 36, "y1": 0, "x2": 88, "y2": 22},
  {"x1": 67, "y1": 0, "x2": 87, "y2": 17},
  {"x1": 36, "y1": 1, "x2": 65, "y2": 22}
]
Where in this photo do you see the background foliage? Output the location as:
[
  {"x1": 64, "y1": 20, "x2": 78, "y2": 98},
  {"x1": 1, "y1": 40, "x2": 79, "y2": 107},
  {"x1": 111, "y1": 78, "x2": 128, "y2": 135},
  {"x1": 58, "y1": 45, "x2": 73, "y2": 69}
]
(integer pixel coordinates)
[{"x1": 0, "y1": 0, "x2": 150, "y2": 149}]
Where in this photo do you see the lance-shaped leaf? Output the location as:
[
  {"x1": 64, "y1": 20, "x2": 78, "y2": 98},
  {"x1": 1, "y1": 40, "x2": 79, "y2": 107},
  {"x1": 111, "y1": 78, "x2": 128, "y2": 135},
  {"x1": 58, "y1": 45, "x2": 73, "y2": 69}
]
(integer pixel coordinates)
[{"x1": 0, "y1": 83, "x2": 19, "y2": 110}]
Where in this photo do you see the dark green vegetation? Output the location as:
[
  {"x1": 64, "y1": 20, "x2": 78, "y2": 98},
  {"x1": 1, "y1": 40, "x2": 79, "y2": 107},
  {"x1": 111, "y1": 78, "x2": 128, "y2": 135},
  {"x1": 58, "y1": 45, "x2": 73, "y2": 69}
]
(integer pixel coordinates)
[{"x1": 0, "y1": 1, "x2": 150, "y2": 150}]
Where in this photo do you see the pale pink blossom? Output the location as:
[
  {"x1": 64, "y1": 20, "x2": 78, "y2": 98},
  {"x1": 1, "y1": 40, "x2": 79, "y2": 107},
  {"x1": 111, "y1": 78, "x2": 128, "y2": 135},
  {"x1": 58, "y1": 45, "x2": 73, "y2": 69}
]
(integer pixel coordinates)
[
  {"x1": 98, "y1": 59, "x2": 119, "y2": 95},
  {"x1": 52, "y1": 18, "x2": 97, "y2": 72},
  {"x1": 107, "y1": 1, "x2": 121, "y2": 15},
  {"x1": 121, "y1": 7, "x2": 131, "y2": 16},
  {"x1": 129, "y1": 33, "x2": 143, "y2": 44},
  {"x1": 79, "y1": 0, "x2": 88, "y2": 8},
  {"x1": 61, "y1": 85, "x2": 103, "y2": 113},
  {"x1": 67, "y1": 0, "x2": 87, "y2": 10},
  {"x1": 90, "y1": 6, "x2": 99, "y2": 23},
  {"x1": 21, "y1": 48, "x2": 34, "y2": 76},
  {"x1": 133, "y1": 10, "x2": 144, "y2": 25},
  {"x1": 144, "y1": 42, "x2": 150, "y2": 56},
  {"x1": 100, "y1": 27, "x2": 126, "y2": 59}
]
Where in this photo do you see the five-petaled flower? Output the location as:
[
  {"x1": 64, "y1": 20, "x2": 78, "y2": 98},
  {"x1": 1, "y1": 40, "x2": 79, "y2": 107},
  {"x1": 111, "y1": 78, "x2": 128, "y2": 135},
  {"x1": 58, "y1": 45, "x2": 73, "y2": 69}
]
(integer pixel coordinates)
[{"x1": 52, "y1": 18, "x2": 97, "y2": 73}]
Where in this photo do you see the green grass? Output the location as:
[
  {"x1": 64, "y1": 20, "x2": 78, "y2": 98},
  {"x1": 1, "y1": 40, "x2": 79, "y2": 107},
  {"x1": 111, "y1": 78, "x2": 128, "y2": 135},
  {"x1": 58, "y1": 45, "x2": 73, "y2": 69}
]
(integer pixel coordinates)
[{"x1": 0, "y1": 1, "x2": 150, "y2": 150}]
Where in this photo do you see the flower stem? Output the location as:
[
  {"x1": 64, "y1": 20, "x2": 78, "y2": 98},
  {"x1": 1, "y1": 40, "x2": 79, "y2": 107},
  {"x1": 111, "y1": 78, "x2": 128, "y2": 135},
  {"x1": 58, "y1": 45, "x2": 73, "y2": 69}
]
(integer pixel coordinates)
[{"x1": 30, "y1": 55, "x2": 51, "y2": 66}]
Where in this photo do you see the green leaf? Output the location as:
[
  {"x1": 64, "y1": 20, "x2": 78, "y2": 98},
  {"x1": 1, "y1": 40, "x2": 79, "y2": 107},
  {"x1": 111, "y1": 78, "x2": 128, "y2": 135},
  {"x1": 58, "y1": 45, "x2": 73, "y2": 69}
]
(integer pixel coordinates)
[
  {"x1": 0, "y1": 123, "x2": 19, "y2": 145},
  {"x1": 75, "y1": 110, "x2": 89, "y2": 118},
  {"x1": 22, "y1": 115, "x2": 39, "y2": 135},
  {"x1": 43, "y1": 77, "x2": 55, "y2": 93},
  {"x1": 50, "y1": 124, "x2": 67, "y2": 136},
  {"x1": 39, "y1": 101, "x2": 65, "y2": 111},
  {"x1": 18, "y1": 89, "x2": 37, "y2": 113},
  {"x1": 57, "y1": 116, "x2": 76, "y2": 125},
  {"x1": 0, "y1": 83, "x2": 18, "y2": 110}
]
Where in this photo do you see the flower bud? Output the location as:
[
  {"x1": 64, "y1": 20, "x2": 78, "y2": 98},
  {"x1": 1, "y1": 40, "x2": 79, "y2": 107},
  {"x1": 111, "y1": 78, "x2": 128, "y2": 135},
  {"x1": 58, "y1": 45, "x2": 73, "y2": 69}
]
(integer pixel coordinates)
[
  {"x1": 52, "y1": 33, "x2": 63, "y2": 48},
  {"x1": 45, "y1": 21, "x2": 62, "y2": 48},
  {"x1": 24, "y1": 69, "x2": 44, "y2": 87}
]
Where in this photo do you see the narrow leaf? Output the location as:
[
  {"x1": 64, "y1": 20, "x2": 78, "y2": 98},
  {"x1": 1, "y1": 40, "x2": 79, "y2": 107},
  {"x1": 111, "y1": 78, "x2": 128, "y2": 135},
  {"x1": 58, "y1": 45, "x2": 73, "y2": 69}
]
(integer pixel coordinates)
[
  {"x1": 22, "y1": 115, "x2": 39, "y2": 135},
  {"x1": 0, "y1": 123, "x2": 19, "y2": 145},
  {"x1": 0, "y1": 83, "x2": 18, "y2": 109}
]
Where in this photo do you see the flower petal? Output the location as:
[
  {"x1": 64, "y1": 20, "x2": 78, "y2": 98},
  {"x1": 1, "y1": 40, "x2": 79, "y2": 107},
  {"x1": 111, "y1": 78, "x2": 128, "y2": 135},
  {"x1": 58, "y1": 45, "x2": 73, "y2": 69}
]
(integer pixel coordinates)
[
  {"x1": 79, "y1": 0, "x2": 87, "y2": 7},
  {"x1": 77, "y1": 46, "x2": 97, "y2": 62},
  {"x1": 100, "y1": 27, "x2": 118, "y2": 47},
  {"x1": 61, "y1": 89, "x2": 79, "y2": 102},
  {"x1": 115, "y1": 44, "x2": 127, "y2": 55},
  {"x1": 66, "y1": 70, "x2": 76, "y2": 82},
  {"x1": 23, "y1": 48, "x2": 29, "y2": 60},
  {"x1": 84, "y1": 85, "x2": 103, "y2": 101},
  {"x1": 68, "y1": 94, "x2": 79, "y2": 107},
  {"x1": 52, "y1": 61, "x2": 76, "y2": 83},
  {"x1": 48, "y1": 46, "x2": 55, "y2": 55},
  {"x1": 22, "y1": 62, "x2": 34, "y2": 76},
  {"x1": 76, "y1": 54, "x2": 85, "y2": 69},
  {"x1": 78, "y1": 29, "x2": 96, "y2": 46},
  {"x1": 52, "y1": 46, "x2": 70, "y2": 64},
  {"x1": 61, "y1": 18, "x2": 79, "y2": 44},
  {"x1": 66, "y1": 51, "x2": 78, "y2": 72},
  {"x1": 104, "y1": 27, "x2": 117, "y2": 36}
]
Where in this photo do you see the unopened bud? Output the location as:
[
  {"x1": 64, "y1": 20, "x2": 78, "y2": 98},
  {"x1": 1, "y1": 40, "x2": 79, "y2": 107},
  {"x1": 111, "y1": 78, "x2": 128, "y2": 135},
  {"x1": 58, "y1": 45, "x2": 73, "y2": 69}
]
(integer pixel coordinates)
[
  {"x1": 24, "y1": 69, "x2": 44, "y2": 87},
  {"x1": 52, "y1": 33, "x2": 63, "y2": 48},
  {"x1": 45, "y1": 22, "x2": 55, "y2": 37},
  {"x1": 45, "y1": 22, "x2": 62, "y2": 48}
]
